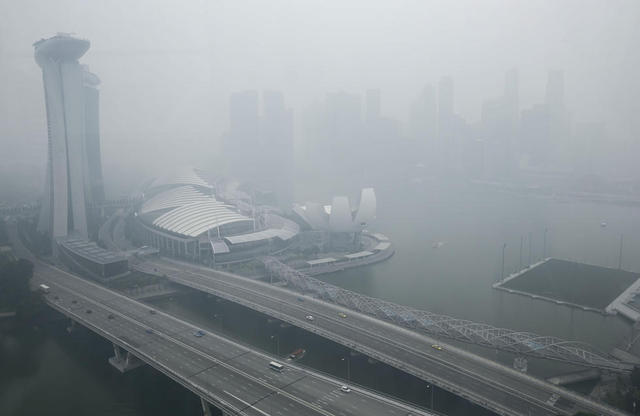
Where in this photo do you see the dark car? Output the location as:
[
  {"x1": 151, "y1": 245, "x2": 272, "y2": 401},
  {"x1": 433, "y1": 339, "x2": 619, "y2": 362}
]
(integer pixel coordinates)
[
  {"x1": 107, "y1": 314, "x2": 115, "y2": 320},
  {"x1": 145, "y1": 328, "x2": 153, "y2": 334},
  {"x1": 85, "y1": 309, "x2": 92, "y2": 314}
]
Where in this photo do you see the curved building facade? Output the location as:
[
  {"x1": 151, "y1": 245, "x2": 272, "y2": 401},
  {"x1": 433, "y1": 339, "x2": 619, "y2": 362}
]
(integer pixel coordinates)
[
  {"x1": 35, "y1": 33, "x2": 105, "y2": 242},
  {"x1": 293, "y1": 188, "x2": 377, "y2": 233},
  {"x1": 131, "y1": 168, "x2": 299, "y2": 264}
]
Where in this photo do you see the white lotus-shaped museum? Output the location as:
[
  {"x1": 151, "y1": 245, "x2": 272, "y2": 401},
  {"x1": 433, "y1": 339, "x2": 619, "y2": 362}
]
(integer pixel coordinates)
[{"x1": 293, "y1": 188, "x2": 376, "y2": 233}]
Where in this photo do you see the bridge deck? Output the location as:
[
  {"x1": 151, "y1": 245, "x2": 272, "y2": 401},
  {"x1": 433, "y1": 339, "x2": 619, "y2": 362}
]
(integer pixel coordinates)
[
  {"x1": 137, "y1": 257, "x2": 628, "y2": 416},
  {"x1": 32, "y1": 260, "x2": 434, "y2": 416}
]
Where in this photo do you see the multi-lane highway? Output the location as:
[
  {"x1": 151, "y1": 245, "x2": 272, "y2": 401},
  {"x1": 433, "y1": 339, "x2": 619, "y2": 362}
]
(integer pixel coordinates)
[
  {"x1": 137, "y1": 257, "x2": 628, "y2": 416},
  {"x1": 32, "y1": 259, "x2": 435, "y2": 416}
]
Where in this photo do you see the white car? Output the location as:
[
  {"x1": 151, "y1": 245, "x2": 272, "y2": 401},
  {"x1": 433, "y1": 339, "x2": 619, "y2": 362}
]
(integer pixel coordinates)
[
  {"x1": 305, "y1": 315, "x2": 314, "y2": 321},
  {"x1": 340, "y1": 385, "x2": 352, "y2": 393}
]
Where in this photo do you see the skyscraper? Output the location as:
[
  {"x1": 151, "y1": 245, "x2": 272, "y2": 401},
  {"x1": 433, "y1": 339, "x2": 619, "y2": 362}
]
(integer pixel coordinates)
[
  {"x1": 504, "y1": 68, "x2": 519, "y2": 125},
  {"x1": 34, "y1": 34, "x2": 104, "y2": 241},
  {"x1": 226, "y1": 90, "x2": 260, "y2": 179},
  {"x1": 365, "y1": 89, "x2": 380, "y2": 124},
  {"x1": 545, "y1": 70, "x2": 564, "y2": 113},
  {"x1": 437, "y1": 76, "x2": 454, "y2": 141},
  {"x1": 262, "y1": 90, "x2": 294, "y2": 206},
  {"x1": 409, "y1": 84, "x2": 437, "y2": 143}
]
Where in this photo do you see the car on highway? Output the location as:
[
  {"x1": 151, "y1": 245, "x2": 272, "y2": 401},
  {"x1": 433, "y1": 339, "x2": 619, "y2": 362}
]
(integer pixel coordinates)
[
  {"x1": 107, "y1": 314, "x2": 115, "y2": 320},
  {"x1": 340, "y1": 385, "x2": 352, "y2": 393},
  {"x1": 305, "y1": 315, "x2": 314, "y2": 321},
  {"x1": 288, "y1": 348, "x2": 305, "y2": 360},
  {"x1": 149, "y1": 309, "x2": 156, "y2": 315},
  {"x1": 431, "y1": 344, "x2": 443, "y2": 351},
  {"x1": 145, "y1": 328, "x2": 153, "y2": 334},
  {"x1": 297, "y1": 297, "x2": 304, "y2": 302},
  {"x1": 193, "y1": 330, "x2": 205, "y2": 337},
  {"x1": 85, "y1": 309, "x2": 92, "y2": 314},
  {"x1": 338, "y1": 312, "x2": 347, "y2": 318},
  {"x1": 71, "y1": 299, "x2": 77, "y2": 304}
]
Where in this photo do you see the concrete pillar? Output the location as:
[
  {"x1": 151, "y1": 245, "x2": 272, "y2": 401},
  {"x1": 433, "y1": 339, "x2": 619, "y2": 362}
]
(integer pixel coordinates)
[
  {"x1": 200, "y1": 398, "x2": 212, "y2": 416},
  {"x1": 109, "y1": 344, "x2": 143, "y2": 373},
  {"x1": 113, "y1": 344, "x2": 123, "y2": 361},
  {"x1": 66, "y1": 319, "x2": 76, "y2": 333}
]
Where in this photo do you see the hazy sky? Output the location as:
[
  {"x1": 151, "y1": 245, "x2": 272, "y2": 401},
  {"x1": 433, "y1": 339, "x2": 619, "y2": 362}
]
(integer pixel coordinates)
[{"x1": 1, "y1": 0, "x2": 639, "y2": 198}]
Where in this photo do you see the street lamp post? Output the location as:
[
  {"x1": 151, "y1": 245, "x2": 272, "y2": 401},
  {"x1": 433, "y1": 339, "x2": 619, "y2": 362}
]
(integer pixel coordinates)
[
  {"x1": 270, "y1": 334, "x2": 279, "y2": 356},
  {"x1": 426, "y1": 384, "x2": 434, "y2": 409},
  {"x1": 213, "y1": 313, "x2": 222, "y2": 329},
  {"x1": 619, "y1": 234, "x2": 624, "y2": 270},
  {"x1": 528, "y1": 232, "x2": 532, "y2": 266},
  {"x1": 519, "y1": 235, "x2": 523, "y2": 270},
  {"x1": 341, "y1": 356, "x2": 351, "y2": 382},
  {"x1": 501, "y1": 243, "x2": 507, "y2": 282},
  {"x1": 543, "y1": 227, "x2": 548, "y2": 259}
]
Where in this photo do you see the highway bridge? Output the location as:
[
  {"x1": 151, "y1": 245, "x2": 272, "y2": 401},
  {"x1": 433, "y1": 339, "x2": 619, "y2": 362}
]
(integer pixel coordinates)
[
  {"x1": 33, "y1": 260, "x2": 436, "y2": 416},
  {"x1": 7, "y1": 223, "x2": 433, "y2": 416},
  {"x1": 135, "y1": 256, "x2": 629, "y2": 416}
]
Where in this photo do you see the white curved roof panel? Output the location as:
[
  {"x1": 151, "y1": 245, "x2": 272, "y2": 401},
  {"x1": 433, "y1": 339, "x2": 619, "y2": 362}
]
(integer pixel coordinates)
[
  {"x1": 153, "y1": 200, "x2": 252, "y2": 237},
  {"x1": 140, "y1": 185, "x2": 213, "y2": 214},
  {"x1": 149, "y1": 167, "x2": 213, "y2": 190}
]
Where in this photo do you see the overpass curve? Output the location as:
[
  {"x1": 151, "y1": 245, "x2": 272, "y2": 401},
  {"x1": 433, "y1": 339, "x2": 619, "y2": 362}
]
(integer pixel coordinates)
[
  {"x1": 32, "y1": 259, "x2": 435, "y2": 416},
  {"x1": 136, "y1": 257, "x2": 629, "y2": 416}
]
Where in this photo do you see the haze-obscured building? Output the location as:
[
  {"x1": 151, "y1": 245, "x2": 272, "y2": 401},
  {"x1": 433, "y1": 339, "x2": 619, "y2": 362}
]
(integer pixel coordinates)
[
  {"x1": 292, "y1": 188, "x2": 376, "y2": 250},
  {"x1": 130, "y1": 167, "x2": 299, "y2": 264},
  {"x1": 34, "y1": 33, "x2": 105, "y2": 243},
  {"x1": 223, "y1": 90, "x2": 293, "y2": 207}
]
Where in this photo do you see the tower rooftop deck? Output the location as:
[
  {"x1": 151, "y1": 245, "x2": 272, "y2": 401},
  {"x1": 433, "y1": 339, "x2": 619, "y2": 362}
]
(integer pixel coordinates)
[{"x1": 34, "y1": 33, "x2": 90, "y2": 63}]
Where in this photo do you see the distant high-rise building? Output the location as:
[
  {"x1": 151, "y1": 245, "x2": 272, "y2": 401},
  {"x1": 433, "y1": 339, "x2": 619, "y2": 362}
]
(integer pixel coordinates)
[
  {"x1": 34, "y1": 34, "x2": 105, "y2": 241},
  {"x1": 365, "y1": 89, "x2": 380, "y2": 123},
  {"x1": 409, "y1": 84, "x2": 437, "y2": 143},
  {"x1": 438, "y1": 76, "x2": 454, "y2": 141},
  {"x1": 223, "y1": 90, "x2": 294, "y2": 207},
  {"x1": 545, "y1": 70, "x2": 564, "y2": 113},
  {"x1": 226, "y1": 90, "x2": 260, "y2": 179},
  {"x1": 438, "y1": 76, "x2": 454, "y2": 119},
  {"x1": 262, "y1": 90, "x2": 294, "y2": 206},
  {"x1": 325, "y1": 91, "x2": 362, "y2": 141},
  {"x1": 479, "y1": 69, "x2": 520, "y2": 176},
  {"x1": 504, "y1": 68, "x2": 519, "y2": 124}
]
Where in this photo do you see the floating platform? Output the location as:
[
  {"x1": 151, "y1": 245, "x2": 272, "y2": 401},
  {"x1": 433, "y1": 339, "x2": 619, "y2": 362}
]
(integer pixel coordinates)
[{"x1": 494, "y1": 258, "x2": 640, "y2": 314}]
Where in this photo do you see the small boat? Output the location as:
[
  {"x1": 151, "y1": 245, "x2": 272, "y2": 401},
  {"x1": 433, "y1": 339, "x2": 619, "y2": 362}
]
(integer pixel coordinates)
[
  {"x1": 600, "y1": 222, "x2": 607, "y2": 228},
  {"x1": 432, "y1": 241, "x2": 445, "y2": 249}
]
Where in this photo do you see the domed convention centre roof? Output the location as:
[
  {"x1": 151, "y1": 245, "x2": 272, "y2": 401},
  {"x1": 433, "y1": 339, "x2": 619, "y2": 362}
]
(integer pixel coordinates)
[
  {"x1": 147, "y1": 167, "x2": 215, "y2": 193},
  {"x1": 152, "y1": 199, "x2": 252, "y2": 238},
  {"x1": 136, "y1": 167, "x2": 299, "y2": 245}
]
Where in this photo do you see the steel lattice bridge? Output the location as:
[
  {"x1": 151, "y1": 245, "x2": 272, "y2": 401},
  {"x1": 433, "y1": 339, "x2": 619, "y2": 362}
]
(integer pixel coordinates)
[{"x1": 262, "y1": 256, "x2": 630, "y2": 372}]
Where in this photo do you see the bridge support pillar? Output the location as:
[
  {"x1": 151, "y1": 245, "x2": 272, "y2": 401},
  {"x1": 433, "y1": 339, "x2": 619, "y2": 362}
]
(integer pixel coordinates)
[
  {"x1": 109, "y1": 344, "x2": 143, "y2": 373},
  {"x1": 513, "y1": 356, "x2": 528, "y2": 373},
  {"x1": 66, "y1": 319, "x2": 76, "y2": 333},
  {"x1": 200, "y1": 398, "x2": 212, "y2": 416}
]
